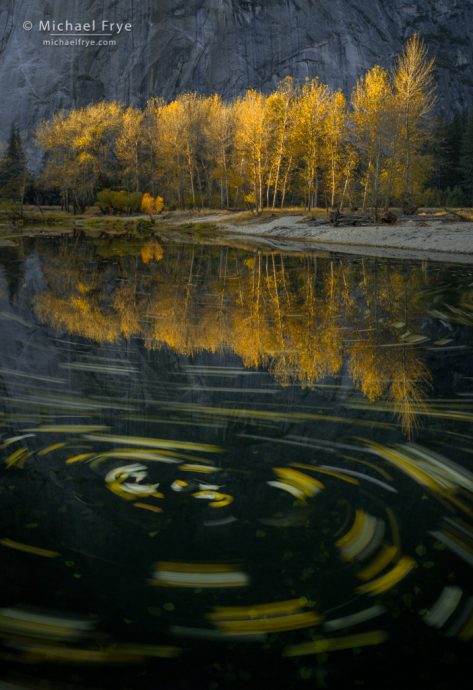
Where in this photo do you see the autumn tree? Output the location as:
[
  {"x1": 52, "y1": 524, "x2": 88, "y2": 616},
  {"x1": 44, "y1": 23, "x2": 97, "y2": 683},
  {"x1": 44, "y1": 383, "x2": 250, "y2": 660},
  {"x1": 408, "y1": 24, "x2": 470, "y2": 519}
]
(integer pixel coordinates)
[
  {"x1": 393, "y1": 34, "x2": 436, "y2": 210},
  {"x1": 234, "y1": 90, "x2": 269, "y2": 214},
  {"x1": 33, "y1": 36, "x2": 438, "y2": 214},
  {"x1": 36, "y1": 102, "x2": 126, "y2": 212},
  {"x1": 203, "y1": 95, "x2": 235, "y2": 208},
  {"x1": 265, "y1": 77, "x2": 298, "y2": 209},
  {"x1": 153, "y1": 95, "x2": 209, "y2": 208},
  {"x1": 140, "y1": 97, "x2": 166, "y2": 197},
  {"x1": 116, "y1": 106, "x2": 144, "y2": 192},
  {"x1": 37, "y1": 109, "x2": 95, "y2": 212},
  {"x1": 352, "y1": 66, "x2": 396, "y2": 216},
  {"x1": 152, "y1": 100, "x2": 186, "y2": 207},
  {"x1": 141, "y1": 192, "x2": 164, "y2": 220},
  {"x1": 324, "y1": 91, "x2": 349, "y2": 209},
  {"x1": 294, "y1": 79, "x2": 330, "y2": 211}
]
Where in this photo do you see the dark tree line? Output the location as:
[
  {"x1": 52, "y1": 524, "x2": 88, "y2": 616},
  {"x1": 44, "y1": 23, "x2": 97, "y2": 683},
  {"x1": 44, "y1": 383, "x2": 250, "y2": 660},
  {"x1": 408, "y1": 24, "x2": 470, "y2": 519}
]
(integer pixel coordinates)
[
  {"x1": 426, "y1": 110, "x2": 473, "y2": 206},
  {"x1": 0, "y1": 126, "x2": 27, "y2": 203}
]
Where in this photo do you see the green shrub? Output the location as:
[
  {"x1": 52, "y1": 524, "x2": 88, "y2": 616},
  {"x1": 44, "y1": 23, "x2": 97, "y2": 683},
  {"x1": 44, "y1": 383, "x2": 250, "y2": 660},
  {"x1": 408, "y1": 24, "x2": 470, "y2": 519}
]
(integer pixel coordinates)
[{"x1": 96, "y1": 189, "x2": 143, "y2": 215}]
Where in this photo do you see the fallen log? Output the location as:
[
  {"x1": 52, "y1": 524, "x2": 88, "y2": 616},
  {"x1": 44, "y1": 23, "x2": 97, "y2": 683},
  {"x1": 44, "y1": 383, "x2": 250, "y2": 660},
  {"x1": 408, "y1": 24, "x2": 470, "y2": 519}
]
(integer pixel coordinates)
[
  {"x1": 380, "y1": 210, "x2": 398, "y2": 224},
  {"x1": 329, "y1": 210, "x2": 371, "y2": 226},
  {"x1": 444, "y1": 208, "x2": 473, "y2": 222},
  {"x1": 302, "y1": 218, "x2": 331, "y2": 227}
]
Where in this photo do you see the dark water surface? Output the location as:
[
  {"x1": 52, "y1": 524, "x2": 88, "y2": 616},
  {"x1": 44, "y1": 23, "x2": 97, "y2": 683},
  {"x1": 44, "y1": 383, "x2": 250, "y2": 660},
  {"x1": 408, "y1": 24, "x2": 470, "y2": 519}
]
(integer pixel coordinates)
[{"x1": 0, "y1": 236, "x2": 472, "y2": 689}]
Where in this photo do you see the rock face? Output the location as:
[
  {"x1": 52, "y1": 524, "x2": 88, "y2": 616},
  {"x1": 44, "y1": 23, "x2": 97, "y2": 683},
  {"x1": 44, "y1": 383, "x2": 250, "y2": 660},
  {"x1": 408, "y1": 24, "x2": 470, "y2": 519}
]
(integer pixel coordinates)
[{"x1": 0, "y1": 0, "x2": 472, "y2": 149}]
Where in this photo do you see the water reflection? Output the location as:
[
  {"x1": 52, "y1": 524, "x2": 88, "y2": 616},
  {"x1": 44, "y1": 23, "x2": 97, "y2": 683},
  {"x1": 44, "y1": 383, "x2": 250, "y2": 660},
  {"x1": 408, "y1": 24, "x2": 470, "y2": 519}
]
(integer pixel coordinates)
[
  {"x1": 30, "y1": 240, "x2": 445, "y2": 434},
  {"x1": 0, "y1": 236, "x2": 472, "y2": 688}
]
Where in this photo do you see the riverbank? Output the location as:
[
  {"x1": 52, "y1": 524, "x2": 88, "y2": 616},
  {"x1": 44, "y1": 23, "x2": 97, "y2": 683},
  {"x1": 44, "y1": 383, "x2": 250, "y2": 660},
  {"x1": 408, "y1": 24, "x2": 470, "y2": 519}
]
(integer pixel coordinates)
[
  {"x1": 222, "y1": 215, "x2": 473, "y2": 260},
  {"x1": 151, "y1": 211, "x2": 473, "y2": 263},
  {"x1": 2, "y1": 207, "x2": 473, "y2": 262}
]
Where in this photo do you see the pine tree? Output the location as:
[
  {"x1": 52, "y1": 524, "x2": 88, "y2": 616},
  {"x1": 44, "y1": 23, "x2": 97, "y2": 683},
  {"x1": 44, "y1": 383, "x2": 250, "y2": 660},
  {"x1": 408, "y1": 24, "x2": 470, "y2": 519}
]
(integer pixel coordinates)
[
  {"x1": 426, "y1": 111, "x2": 465, "y2": 196},
  {"x1": 459, "y1": 112, "x2": 473, "y2": 206},
  {"x1": 0, "y1": 126, "x2": 27, "y2": 202}
]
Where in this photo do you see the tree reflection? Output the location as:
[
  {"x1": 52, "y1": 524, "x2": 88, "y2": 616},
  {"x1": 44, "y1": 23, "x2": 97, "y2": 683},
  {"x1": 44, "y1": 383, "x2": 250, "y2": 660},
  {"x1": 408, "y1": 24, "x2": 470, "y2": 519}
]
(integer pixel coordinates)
[{"x1": 33, "y1": 241, "x2": 434, "y2": 436}]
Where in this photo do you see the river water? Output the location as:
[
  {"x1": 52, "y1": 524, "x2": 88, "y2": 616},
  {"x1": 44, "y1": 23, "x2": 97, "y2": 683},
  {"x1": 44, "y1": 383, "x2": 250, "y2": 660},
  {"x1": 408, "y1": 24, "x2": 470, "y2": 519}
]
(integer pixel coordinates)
[{"x1": 0, "y1": 236, "x2": 472, "y2": 689}]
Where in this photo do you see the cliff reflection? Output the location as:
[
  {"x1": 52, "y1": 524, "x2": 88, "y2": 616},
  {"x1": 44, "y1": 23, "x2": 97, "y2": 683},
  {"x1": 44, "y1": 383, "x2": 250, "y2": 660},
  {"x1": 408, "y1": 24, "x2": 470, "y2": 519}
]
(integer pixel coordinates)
[{"x1": 33, "y1": 240, "x2": 433, "y2": 436}]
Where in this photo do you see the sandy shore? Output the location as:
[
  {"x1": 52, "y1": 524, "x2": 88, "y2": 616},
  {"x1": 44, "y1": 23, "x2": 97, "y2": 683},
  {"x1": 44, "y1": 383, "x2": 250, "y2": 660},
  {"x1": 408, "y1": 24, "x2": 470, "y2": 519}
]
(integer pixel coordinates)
[
  {"x1": 223, "y1": 216, "x2": 473, "y2": 251},
  {"x1": 190, "y1": 214, "x2": 473, "y2": 262}
]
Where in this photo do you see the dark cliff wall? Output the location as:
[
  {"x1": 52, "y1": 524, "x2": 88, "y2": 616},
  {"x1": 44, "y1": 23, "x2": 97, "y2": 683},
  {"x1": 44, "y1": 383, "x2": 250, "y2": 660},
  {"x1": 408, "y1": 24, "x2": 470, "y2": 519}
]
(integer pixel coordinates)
[{"x1": 0, "y1": 0, "x2": 472, "y2": 147}]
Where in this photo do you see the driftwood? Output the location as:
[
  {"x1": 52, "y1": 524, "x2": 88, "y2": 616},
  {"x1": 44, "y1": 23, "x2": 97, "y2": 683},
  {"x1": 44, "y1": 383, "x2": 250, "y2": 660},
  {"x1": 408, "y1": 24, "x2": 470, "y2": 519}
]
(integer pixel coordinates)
[
  {"x1": 380, "y1": 210, "x2": 398, "y2": 224},
  {"x1": 329, "y1": 210, "x2": 371, "y2": 226},
  {"x1": 303, "y1": 207, "x2": 472, "y2": 228},
  {"x1": 303, "y1": 218, "x2": 332, "y2": 227},
  {"x1": 444, "y1": 208, "x2": 472, "y2": 222}
]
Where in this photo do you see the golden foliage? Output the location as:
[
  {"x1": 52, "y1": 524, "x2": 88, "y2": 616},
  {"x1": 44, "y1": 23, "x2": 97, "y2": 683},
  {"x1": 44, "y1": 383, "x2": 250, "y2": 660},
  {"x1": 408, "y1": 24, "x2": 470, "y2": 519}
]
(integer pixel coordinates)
[
  {"x1": 141, "y1": 193, "x2": 165, "y2": 218},
  {"x1": 140, "y1": 241, "x2": 164, "y2": 264},
  {"x1": 33, "y1": 246, "x2": 434, "y2": 436},
  {"x1": 35, "y1": 36, "x2": 435, "y2": 213}
]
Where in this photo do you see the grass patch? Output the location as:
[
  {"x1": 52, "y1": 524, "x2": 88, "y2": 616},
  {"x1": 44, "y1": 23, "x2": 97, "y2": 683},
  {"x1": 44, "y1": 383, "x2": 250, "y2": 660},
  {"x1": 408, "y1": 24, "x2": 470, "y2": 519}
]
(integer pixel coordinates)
[
  {"x1": 178, "y1": 222, "x2": 220, "y2": 236},
  {"x1": 81, "y1": 216, "x2": 157, "y2": 234}
]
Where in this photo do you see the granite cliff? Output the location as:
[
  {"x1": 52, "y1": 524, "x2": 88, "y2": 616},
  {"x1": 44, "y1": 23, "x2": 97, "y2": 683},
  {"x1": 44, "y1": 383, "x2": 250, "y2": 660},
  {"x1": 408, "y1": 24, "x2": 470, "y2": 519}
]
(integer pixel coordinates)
[{"x1": 0, "y1": 0, "x2": 472, "y2": 148}]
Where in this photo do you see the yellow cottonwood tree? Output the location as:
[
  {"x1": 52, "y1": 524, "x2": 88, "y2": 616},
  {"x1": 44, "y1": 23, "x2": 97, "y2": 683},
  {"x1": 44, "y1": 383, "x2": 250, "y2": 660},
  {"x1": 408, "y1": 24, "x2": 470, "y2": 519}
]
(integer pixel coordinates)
[
  {"x1": 324, "y1": 91, "x2": 349, "y2": 209},
  {"x1": 37, "y1": 102, "x2": 125, "y2": 211},
  {"x1": 203, "y1": 95, "x2": 235, "y2": 208},
  {"x1": 352, "y1": 66, "x2": 396, "y2": 215},
  {"x1": 393, "y1": 34, "x2": 436, "y2": 208},
  {"x1": 234, "y1": 90, "x2": 269, "y2": 214},
  {"x1": 35, "y1": 36, "x2": 436, "y2": 214},
  {"x1": 141, "y1": 192, "x2": 164, "y2": 220},
  {"x1": 116, "y1": 106, "x2": 144, "y2": 192},
  {"x1": 265, "y1": 77, "x2": 298, "y2": 209},
  {"x1": 294, "y1": 79, "x2": 330, "y2": 210}
]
